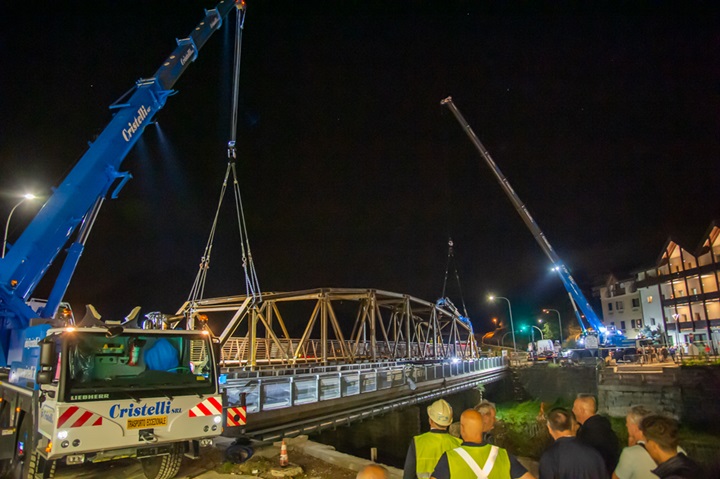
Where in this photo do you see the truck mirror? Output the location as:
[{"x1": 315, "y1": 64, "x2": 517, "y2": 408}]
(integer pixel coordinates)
[
  {"x1": 37, "y1": 339, "x2": 57, "y2": 385},
  {"x1": 39, "y1": 339, "x2": 56, "y2": 368},
  {"x1": 37, "y1": 371, "x2": 54, "y2": 385}
]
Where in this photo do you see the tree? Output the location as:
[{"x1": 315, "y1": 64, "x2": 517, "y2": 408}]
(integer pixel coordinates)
[{"x1": 540, "y1": 321, "x2": 557, "y2": 340}]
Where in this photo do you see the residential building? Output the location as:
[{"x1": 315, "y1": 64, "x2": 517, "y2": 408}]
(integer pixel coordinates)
[
  {"x1": 597, "y1": 275, "x2": 647, "y2": 340},
  {"x1": 633, "y1": 222, "x2": 720, "y2": 353}
]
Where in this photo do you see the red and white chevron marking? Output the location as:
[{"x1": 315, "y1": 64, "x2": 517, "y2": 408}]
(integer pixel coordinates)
[
  {"x1": 188, "y1": 396, "x2": 222, "y2": 417},
  {"x1": 226, "y1": 406, "x2": 247, "y2": 427},
  {"x1": 57, "y1": 406, "x2": 103, "y2": 428}
]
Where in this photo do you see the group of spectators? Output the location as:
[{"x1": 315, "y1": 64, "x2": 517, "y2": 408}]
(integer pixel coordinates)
[{"x1": 375, "y1": 394, "x2": 707, "y2": 479}]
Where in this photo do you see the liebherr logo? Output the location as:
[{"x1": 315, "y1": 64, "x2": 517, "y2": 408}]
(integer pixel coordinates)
[{"x1": 121, "y1": 105, "x2": 151, "y2": 142}]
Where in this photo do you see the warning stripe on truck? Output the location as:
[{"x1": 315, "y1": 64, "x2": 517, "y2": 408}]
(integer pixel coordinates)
[
  {"x1": 188, "y1": 396, "x2": 222, "y2": 417},
  {"x1": 226, "y1": 406, "x2": 247, "y2": 426},
  {"x1": 57, "y1": 406, "x2": 103, "y2": 428}
]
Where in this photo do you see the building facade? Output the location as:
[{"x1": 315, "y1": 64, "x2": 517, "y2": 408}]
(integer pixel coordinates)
[
  {"x1": 597, "y1": 275, "x2": 646, "y2": 340},
  {"x1": 602, "y1": 222, "x2": 720, "y2": 353}
]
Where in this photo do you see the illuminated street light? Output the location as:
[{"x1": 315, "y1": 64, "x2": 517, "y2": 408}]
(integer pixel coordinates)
[
  {"x1": 488, "y1": 295, "x2": 516, "y2": 351},
  {"x1": 542, "y1": 308, "x2": 563, "y2": 344},
  {"x1": 3, "y1": 194, "x2": 37, "y2": 258}
]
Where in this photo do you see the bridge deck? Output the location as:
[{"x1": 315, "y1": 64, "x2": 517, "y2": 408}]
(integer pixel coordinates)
[{"x1": 221, "y1": 357, "x2": 508, "y2": 440}]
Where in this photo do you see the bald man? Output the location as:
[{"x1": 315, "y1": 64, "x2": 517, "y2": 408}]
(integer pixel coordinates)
[
  {"x1": 573, "y1": 394, "x2": 620, "y2": 474},
  {"x1": 431, "y1": 409, "x2": 534, "y2": 479},
  {"x1": 357, "y1": 464, "x2": 390, "y2": 479}
]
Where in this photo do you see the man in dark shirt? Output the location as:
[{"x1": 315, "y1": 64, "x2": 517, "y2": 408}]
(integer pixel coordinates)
[
  {"x1": 539, "y1": 407, "x2": 608, "y2": 479},
  {"x1": 573, "y1": 394, "x2": 620, "y2": 474},
  {"x1": 641, "y1": 415, "x2": 703, "y2": 479}
]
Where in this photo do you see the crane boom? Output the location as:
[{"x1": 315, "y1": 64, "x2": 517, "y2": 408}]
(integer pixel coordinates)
[
  {"x1": 0, "y1": 0, "x2": 245, "y2": 366},
  {"x1": 441, "y1": 96, "x2": 606, "y2": 335}
]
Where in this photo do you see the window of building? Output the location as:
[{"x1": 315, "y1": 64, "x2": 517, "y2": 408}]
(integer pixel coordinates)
[
  {"x1": 631, "y1": 320, "x2": 636, "y2": 329},
  {"x1": 608, "y1": 303, "x2": 613, "y2": 311},
  {"x1": 637, "y1": 318, "x2": 642, "y2": 328},
  {"x1": 632, "y1": 298, "x2": 640, "y2": 308},
  {"x1": 651, "y1": 318, "x2": 656, "y2": 325},
  {"x1": 647, "y1": 296, "x2": 653, "y2": 303},
  {"x1": 621, "y1": 321, "x2": 626, "y2": 330},
  {"x1": 616, "y1": 301, "x2": 624, "y2": 311},
  {"x1": 695, "y1": 312, "x2": 701, "y2": 321}
]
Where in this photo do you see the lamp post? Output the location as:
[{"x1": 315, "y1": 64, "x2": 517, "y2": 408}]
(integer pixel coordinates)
[
  {"x1": 543, "y1": 308, "x2": 563, "y2": 344},
  {"x1": 530, "y1": 325, "x2": 544, "y2": 340},
  {"x1": 489, "y1": 295, "x2": 516, "y2": 351},
  {"x1": 3, "y1": 194, "x2": 36, "y2": 258}
]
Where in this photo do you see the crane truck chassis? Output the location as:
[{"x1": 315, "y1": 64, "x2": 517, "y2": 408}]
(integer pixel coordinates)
[{"x1": 0, "y1": 323, "x2": 226, "y2": 479}]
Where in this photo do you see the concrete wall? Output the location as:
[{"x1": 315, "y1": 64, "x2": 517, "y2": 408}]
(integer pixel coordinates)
[
  {"x1": 598, "y1": 365, "x2": 720, "y2": 428},
  {"x1": 513, "y1": 365, "x2": 598, "y2": 403}
]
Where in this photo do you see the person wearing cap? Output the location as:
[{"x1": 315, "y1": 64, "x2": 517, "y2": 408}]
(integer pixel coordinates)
[{"x1": 404, "y1": 399, "x2": 462, "y2": 479}]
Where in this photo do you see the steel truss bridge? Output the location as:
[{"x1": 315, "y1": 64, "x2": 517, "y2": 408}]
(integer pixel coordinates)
[{"x1": 176, "y1": 288, "x2": 509, "y2": 440}]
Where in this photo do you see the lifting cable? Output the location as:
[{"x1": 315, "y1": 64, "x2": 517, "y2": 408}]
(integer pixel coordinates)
[
  {"x1": 187, "y1": 5, "x2": 261, "y2": 314},
  {"x1": 441, "y1": 238, "x2": 470, "y2": 320}
]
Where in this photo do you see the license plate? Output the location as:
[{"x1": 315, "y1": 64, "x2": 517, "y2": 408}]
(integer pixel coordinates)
[{"x1": 126, "y1": 416, "x2": 167, "y2": 430}]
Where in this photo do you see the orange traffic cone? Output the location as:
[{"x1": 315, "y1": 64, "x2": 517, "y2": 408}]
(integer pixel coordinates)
[{"x1": 279, "y1": 439, "x2": 288, "y2": 467}]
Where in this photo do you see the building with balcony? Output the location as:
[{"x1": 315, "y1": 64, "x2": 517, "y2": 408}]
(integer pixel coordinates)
[{"x1": 634, "y1": 222, "x2": 720, "y2": 352}]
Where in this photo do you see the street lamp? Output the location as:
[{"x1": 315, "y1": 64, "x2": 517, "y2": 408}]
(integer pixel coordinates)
[
  {"x1": 530, "y1": 325, "x2": 544, "y2": 340},
  {"x1": 488, "y1": 295, "x2": 516, "y2": 351},
  {"x1": 543, "y1": 308, "x2": 563, "y2": 344},
  {"x1": 3, "y1": 194, "x2": 36, "y2": 258}
]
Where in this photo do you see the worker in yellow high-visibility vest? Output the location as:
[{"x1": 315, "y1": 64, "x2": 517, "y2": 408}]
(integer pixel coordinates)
[
  {"x1": 431, "y1": 409, "x2": 536, "y2": 479},
  {"x1": 403, "y1": 399, "x2": 462, "y2": 479}
]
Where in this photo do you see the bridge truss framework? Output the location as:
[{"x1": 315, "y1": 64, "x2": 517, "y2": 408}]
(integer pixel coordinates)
[{"x1": 177, "y1": 288, "x2": 479, "y2": 367}]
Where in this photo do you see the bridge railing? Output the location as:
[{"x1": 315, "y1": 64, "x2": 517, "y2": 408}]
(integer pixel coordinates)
[
  {"x1": 223, "y1": 356, "x2": 506, "y2": 413},
  {"x1": 221, "y1": 337, "x2": 480, "y2": 366}
]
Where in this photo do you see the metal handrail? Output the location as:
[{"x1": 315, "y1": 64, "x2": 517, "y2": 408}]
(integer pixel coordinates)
[{"x1": 222, "y1": 357, "x2": 507, "y2": 413}]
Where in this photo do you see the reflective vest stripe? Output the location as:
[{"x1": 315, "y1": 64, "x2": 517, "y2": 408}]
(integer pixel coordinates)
[
  {"x1": 483, "y1": 446, "x2": 499, "y2": 476},
  {"x1": 453, "y1": 446, "x2": 498, "y2": 479},
  {"x1": 447, "y1": 445, "x2": 510, "y2": 479}
]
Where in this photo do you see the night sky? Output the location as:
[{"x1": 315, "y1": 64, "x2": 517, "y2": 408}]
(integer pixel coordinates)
[{"x1": 1, "y1": 1, "x2": 718, "y2": 333}]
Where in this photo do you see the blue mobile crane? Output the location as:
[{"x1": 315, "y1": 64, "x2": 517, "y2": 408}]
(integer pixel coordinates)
[
  {"x1": 441, "y1": 97, "x2": 626, "y2": 346},
  {"x1": 0, "y1": 2, "x2": 246, "y2": 478}
]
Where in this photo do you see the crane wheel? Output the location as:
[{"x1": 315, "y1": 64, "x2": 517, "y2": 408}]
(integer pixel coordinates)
[{"x1": 139, "y1": 443, "x2": 183, "y2": 479}]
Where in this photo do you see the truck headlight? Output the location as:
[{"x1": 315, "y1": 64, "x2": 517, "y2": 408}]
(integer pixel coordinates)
[
  {"x1": 213, "y1": 415, "x2": 222, "y2": 424},
  {"x1": 58, "y1": 430, "x2": 68, "y2": 440}
]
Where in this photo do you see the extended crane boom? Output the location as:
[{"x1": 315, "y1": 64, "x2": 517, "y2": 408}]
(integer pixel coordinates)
[
  {"x1": 0, "y1": 0, "x2": 245, "y2": 366},
  {"x1": 441, "y1": 96, "x2": 613, "y2": 340}
]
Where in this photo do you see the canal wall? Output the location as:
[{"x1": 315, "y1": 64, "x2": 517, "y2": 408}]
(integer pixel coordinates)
[
  {"x1": 511, "y1": 363, "x2": 720, "y2": 429},
  {"x1": 512, "y1": 364, "x2": 598, "y2": 402},
  {"x1": 598, "y1": 365, "x2": 720, "y2": 429}
]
